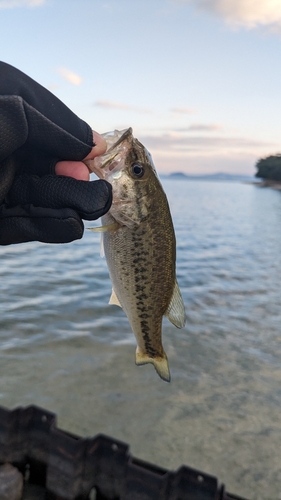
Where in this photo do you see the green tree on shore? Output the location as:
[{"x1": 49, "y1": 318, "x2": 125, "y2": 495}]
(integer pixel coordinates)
[{"x1": 256, "y1": 154, "x2": 281, "y2": 181}]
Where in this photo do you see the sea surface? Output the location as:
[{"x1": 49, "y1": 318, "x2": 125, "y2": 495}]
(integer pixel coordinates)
[{"x1": 1, "y1": 179, "x2": 281, "y2": 499}]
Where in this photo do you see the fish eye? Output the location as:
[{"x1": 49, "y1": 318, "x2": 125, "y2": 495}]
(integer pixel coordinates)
[{"x1": 130, "y1": 163, "x2": 145, "y2": 178}]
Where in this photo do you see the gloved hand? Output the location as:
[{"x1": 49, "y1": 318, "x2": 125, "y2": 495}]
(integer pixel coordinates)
[{"x1": 0, "y1": 61, "x2": 112, "y2": 245}]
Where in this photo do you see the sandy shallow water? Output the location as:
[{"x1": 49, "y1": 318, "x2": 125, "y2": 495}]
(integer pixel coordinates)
[{"x1": 1, "y1": 180, "x2": 281, "y2": 499}]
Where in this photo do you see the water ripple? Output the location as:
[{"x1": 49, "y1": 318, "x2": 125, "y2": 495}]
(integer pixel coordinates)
[{"x1": 1, "y1": 180, "x2": 281, "y2": 498}]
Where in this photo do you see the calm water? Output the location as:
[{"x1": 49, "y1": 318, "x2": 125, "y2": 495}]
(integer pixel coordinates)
[{"x1": 1, "y1": 179, "x2": 281, "y2": 499}]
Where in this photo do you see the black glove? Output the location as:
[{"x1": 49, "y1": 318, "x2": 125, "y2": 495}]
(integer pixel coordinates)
[{"x1": 0, "y1": 61, "x2": 112, "y2": 245}]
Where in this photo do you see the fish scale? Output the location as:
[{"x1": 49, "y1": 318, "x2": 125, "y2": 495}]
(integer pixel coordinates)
[
  {"x1": 86, "y1": 128, "x2": 186, "y2": 382},
  {"x1": 103, "y1": 210, "x2": 173, "y2": 358}
]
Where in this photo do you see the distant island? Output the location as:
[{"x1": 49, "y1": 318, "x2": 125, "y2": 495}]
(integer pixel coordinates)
[{"x1": 161, "y1": 172, "x2": 254, "y2": 182}]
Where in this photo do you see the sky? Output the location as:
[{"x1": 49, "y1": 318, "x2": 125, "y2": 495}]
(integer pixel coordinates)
[{"x1": 1, "y1": 0, "x2": 281, "y2": 175}]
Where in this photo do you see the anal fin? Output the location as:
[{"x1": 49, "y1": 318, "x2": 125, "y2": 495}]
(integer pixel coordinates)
[{"x1": 109, "y1": 289, "x2": 122, "y2": 307}]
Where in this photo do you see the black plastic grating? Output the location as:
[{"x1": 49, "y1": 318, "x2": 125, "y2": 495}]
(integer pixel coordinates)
[{"x1": 0, "y1": 405, "x2": 249, "y2": 500}]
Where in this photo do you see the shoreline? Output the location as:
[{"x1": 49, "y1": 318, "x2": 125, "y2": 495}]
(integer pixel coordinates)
[{"x1": 255, "y1": 180, "x2": 281, "y2": 190}]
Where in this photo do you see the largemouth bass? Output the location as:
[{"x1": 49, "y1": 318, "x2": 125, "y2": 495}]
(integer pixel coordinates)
[{"x1": 85, "y1": 128, "x2": 185, "y2": 382}]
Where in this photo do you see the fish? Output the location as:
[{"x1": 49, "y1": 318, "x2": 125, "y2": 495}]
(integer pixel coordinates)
[{"x1": 85, "y1": 128, "x2": 186, "y2": 382}]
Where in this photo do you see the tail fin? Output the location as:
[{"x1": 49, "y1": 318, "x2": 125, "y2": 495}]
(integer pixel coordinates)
[{"x1": 135, "y1": 347, "x2": 170, "y2": 382}]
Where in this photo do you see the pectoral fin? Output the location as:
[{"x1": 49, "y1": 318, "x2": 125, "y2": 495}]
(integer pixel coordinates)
[
  {"x1": 109, "y1": 289, "x2": 122, "y2": 307},
  {"x1": 165, "y1": 280, "x2": 186, "y2": 328},
  {"x1": 88, "y1": 222, "x2": 120, "y2": 233}
]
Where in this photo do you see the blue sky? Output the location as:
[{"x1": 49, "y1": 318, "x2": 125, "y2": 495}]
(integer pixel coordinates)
[{"x1": 1, "y1": 0, "x2": 281, "y2": 175}]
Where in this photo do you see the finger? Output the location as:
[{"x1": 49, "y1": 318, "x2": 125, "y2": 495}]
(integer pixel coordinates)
[
  {"x1": 14, "y1": 130, "x2": 106, "y2": 179},
  {"x1": 83, "y1": 130, "x2": 107, "y2": 160},
  {"x1": 8, "y1": 175, "x2": 112, "y2": 220},
  {"x1": 0, "y1": 205, "x2": 84, "y2": 245},
  {"x1": 55, "y1": 161, "x2": 90, "y2": 181},
  {"x1": 55, "y1": 131, "x2": 107, "y2": 179}
]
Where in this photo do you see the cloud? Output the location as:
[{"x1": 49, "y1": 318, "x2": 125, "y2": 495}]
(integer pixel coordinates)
[
  {"x1": 173, "y1": 0, "x2": 281, "y2": 30},
  {"x1": 95, "y1": 100, "x2": 134, "y2": 110},
  {"x1": 57, "y1": 67, "x2": 82, "y2": 86},
  {"x1": 135, "y1": 130, "x2": 278, "y2": 174},
  {"x1": 139, "y1": 133, "x2": 275, "y2": 152},
  {"x1": 178, "y1": 123, "x2": 223, "y2": 132},
  {"x1": 94, "y1": 100, "x2": 152, "y2": 114},
  {"x1": 171, "y1": 107, "x2": 196, "y2": 114},
  {"x1": 0, "y1": 0, "x2": 45, "y2": 7}
]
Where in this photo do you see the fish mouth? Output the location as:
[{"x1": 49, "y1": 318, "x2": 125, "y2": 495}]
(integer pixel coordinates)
[
  {"x1": 84, "y1": 127, "x2": 133, "y2": 179},
  {"x1": 99, "y1": 152, "x2": 119, "y2": 171},
  {"x1": 104, "y1": 127, "x2": 132, "y2": 153},
  {"x1": 89, "y1": 151, "x2": 119, "y2": 179},
  {"x1": 85, "y1": 161, "x2": 104, "y2": 179}
]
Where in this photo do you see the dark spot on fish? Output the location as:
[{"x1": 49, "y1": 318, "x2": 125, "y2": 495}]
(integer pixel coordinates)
[
  {"x1": 134, "y1": 267, "x2": 146, "y2": 274},
  {"x1": 136, "y1": 293, "x2": 148, "y2": 301},
  {"x1": 139, "y1": 319, "x2": 157, "y2": 357},
  {"x1": 121, "y1": 184, "x2": 129, "y2": 199},
  {"x1": 133, "y1": 257, "x2": 146, "y2": 264},
  {"x1": 137, "y1": 306, "x2": 146, "y2": 312}
]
